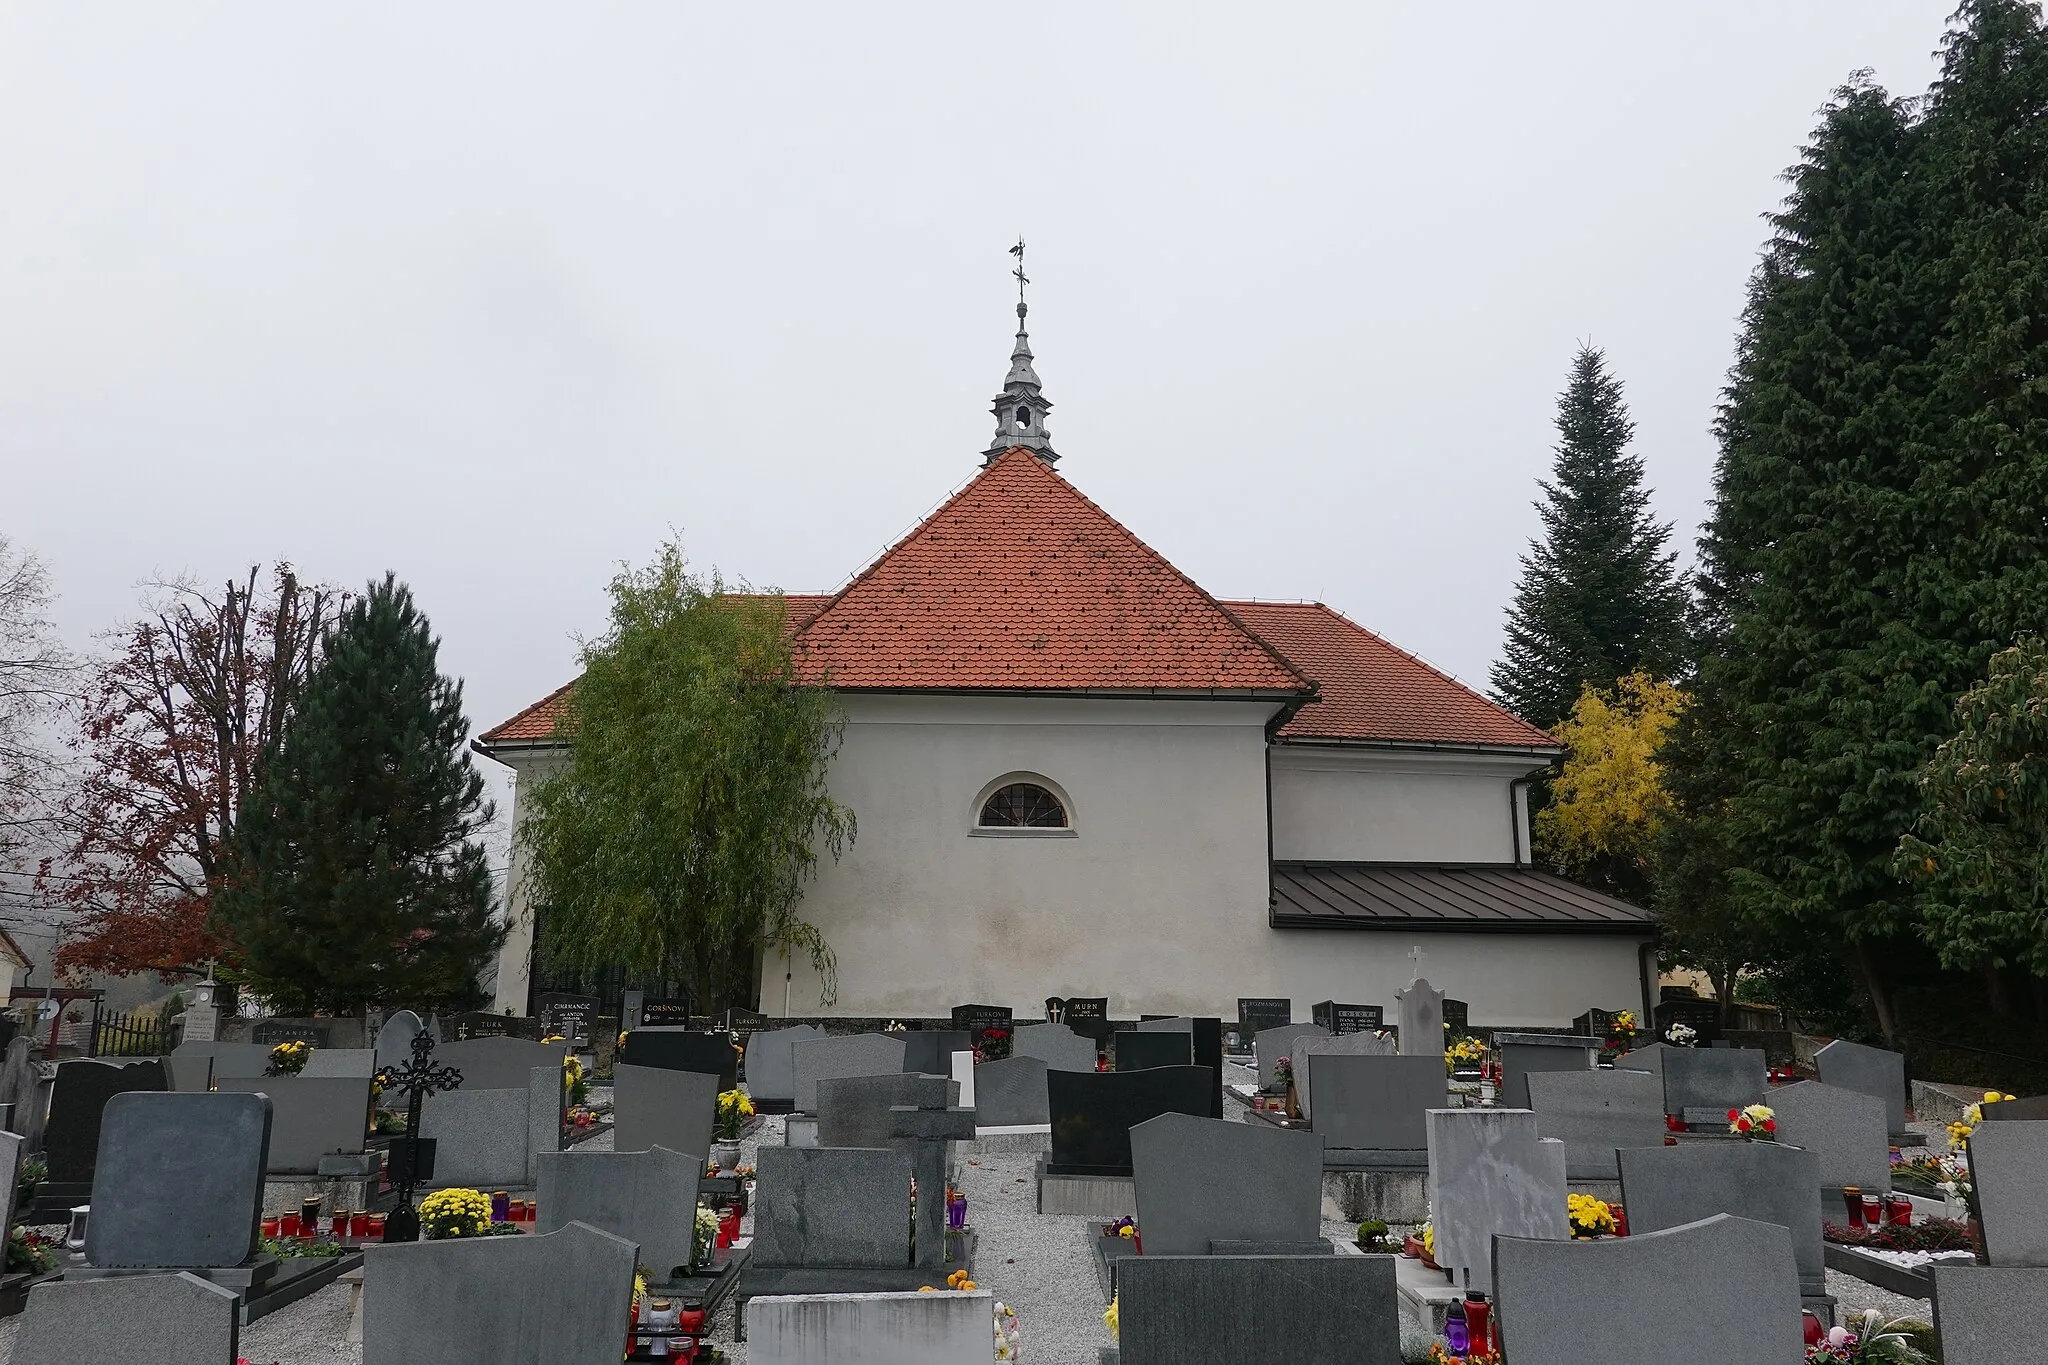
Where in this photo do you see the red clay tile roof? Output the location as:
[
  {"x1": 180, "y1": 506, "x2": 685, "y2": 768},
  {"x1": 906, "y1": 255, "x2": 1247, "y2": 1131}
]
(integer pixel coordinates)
[
  {"x1": 788, "y1": 448, "x2": 1308, "y2": 692},
  {"x1": 1225, "y1": 600, "x2": 1556, "y2": 749}
]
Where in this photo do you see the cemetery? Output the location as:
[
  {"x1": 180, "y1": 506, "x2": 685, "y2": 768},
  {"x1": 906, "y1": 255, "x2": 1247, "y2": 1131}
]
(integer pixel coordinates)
[{"x1": 0, "y1": 981, "x2": 2032, "y2": 1364}]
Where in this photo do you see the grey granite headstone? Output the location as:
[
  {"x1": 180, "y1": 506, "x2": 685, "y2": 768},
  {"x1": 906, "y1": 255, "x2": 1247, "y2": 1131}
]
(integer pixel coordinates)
[
  {"x1": 536, "y1": 1145, "x2": 701, "y2": 1281},
  {"x1": 363, "y1": 1219, "x2": 636, "y2": 1365},
  {"x1": 1426, "y1": 1108, "x2": 1567, "y2": 1294},
  {"x1": 12, "y1": 1272, "x2": 239, "y2": 1365},
  {"x1": 1968, "y1": 1120, "x2": 2048, "y2": 1267},
  {"x1": 743, "y1": 1024, "x2": 827, "y2": 1103},
  {"x1": 1012, "y1": 1022, "x2": 1097, "y2": 1073},
  {"x1": 815, "y1": 1073, "x2": 955, "y2": 1151},
  {"x1": 1616, "y1": 1040, "x2": 1670, "y2": 1075},
  {"x1": 1293, "y1": 1031, "x2": 1395, "y2": 1119},
  {"x1": 751, "y1": 1146, "x2": 912, "y2": 1268},
  {"x1": 0, "y1": 1037, "x2": 35, "y2": 1115},
  {"x1": 1114, "y1": 1255, "x2": 1401, "y2": 1365},
  {"x1": 0, "y1": 1130, "x2": 19, "y2": 1234},
  {"x1": 973, "y1": 1055, "x2": 1050, "y2": 1126},
  {"x1": 1768, "y1": 1080, "x2": 1892, "y2": 1196},
  {"x1": 1252, "y1": 1023, "x2": 1328, "y2": 1091},
  {"x1": 1311, "y1": 1054, "x2": 1447, "y2": 1152},
  {"x1": 1814, "y1": 1039, "x2": 1910, "y2": 1136},
  {"x1": 214, "y1": 1077, "x2": 372, "y2": 1173},
  {"x1": 900, "y1": 1030, "x2": 973, "y2": 1076},
  {"x1": 419, "y1": 1065, "x2": 561, "y2": 1189},
  {"x1": 86, "y1": 1091, "x2": 269, "y2": 1269},
  {"x1": 375, "y1": 1009, "x2": 425, "y2": 1066},
  {"x1": 1618, "y1": 1139, "x2": 1826, "y2": 1295},
  {"x1": 748, "y1": 1290, "x2": 996, "y2": 1365},
  {"x1": 166, "y1": 1041, "x2": 272, "y2": 1093},
  {"x1": 300, "y1": 1048, "x2": 377, "y2": 1078},
  {"x1": 434, "y1": 1036, "x2": 569, "y2": 1093},
  {"x1": 1660, "y1": 1047, "x2": 1767, "y2": 1117},
  {"x1": 1494, "y1": 1214, "x2": 1803, "y2": 1364},
  {"x1": 791, "y1": 1033, "x2": 906, "y2": 1113},
  {"x1": 612, "y1": 1063, "x2": 719, "y2": 1161},
  {"x1": 1933, "y1": 1264, "x2": 2048, "y2": 1365},
  {"x1": 1494, "y1": 1032, "x2": 1600, "y2": 1110},
  {"x1": 1130, "y1": 1113, "x2": 1323, "y2": 1256},
  {"x1": 1526, "y1": 1068, "x2": 1666, "y2": 1180},
  {"x1": 1396, "y1": 976, "x2": 1444, "y2": 1057},
  {"x1": 1981, "y1": 1094, "x2": 2048, "y2": 1121}
]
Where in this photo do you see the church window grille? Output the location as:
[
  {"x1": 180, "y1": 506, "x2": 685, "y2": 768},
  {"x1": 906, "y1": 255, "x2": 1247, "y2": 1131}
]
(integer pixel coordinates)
[{"x1": 979, "y1": 782, "x2": 1067, "y2": 829}]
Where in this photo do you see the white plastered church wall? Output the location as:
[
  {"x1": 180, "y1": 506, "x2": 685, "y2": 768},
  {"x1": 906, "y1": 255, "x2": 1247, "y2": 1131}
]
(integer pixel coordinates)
[
  {"x1": 1268, "y1": 745, "x2": 1546, "y2": 863},
  {"x1": 487, "y1": 749, "x2": 565, "y2": 1014}
]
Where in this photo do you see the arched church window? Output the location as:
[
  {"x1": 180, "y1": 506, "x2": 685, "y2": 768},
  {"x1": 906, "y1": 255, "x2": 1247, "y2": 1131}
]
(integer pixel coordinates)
[
  {"x1": 979, "y1": 782, "x2": 1067, "y2": 829},
  {"x1": 1015, "y1": 406, "x2": 1031, "y2": 428}
]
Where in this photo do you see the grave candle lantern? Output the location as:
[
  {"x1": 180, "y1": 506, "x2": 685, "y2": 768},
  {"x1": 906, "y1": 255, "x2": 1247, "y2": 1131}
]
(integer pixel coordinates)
[
  {"x1": 1842, "y1": 1186, "x2": 1864, "y2": 1228},
  {"x1": 1862, "y1": 1193, "x2": 1884, "y2": 1225},
  {"x1": 351, "y1": 1211, "x2": 371, "y2": 1238},
  {"x1": 261, "y1": 1216, "x2": 280, "y2": 1239},
  {"x1": 331, "y1": 1210, "x2": 348, "y2": 1238},
  {"x1": 279, "y1": 1212, "x2": 300, "y2": 1238},
  {"x1": 1443, "y1": 1301, "x2": 1470, "y2": 1354},
  {"x1": 1886, "y1": 1196, "x2": 1911, "y2": 1227},
  {"x1": 490, "y1": 1190, "x2": 509, "y2": 1223},
  {"x1": 64, "y1": 1205, "x2": 89, "y2": 1251},
  {"x1": 947, "y1": 1192, "x2": 968, "y2": 1231},
  {"x1": 300, "y1": 1197, "x2": 322, "y2": 1237},
  {"x1": 367, "y1": 1213, "x2": 386, "y2": 1238}
]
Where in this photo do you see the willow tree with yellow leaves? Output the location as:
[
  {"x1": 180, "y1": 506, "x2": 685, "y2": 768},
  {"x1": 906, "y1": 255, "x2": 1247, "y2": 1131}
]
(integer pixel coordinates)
[{"x1": 1533, "y1": 672, "x2": 1683, "y2": 907}]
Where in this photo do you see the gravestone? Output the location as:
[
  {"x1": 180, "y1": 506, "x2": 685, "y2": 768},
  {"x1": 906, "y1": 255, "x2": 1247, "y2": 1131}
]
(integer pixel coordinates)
[
  {"x1": 1768, "y1": 1080, "x2": 1892, "y2": 1196},
  {"x1": 249, "y1": 1018, "x2": 329, "y2": 1047},
  {"x1": 1396, "y1": 977, "x2": 1444, "y2": 1058},
  {"x1": 1252, "y1": 1022, "x2": 1329, "y2": 1091},
  {"x1": 1311, "y1": 1001, "x2": 1382, "y2": 1035},
  {"x1": 900, "y1": 1030, "x2": 973, "y2": 1077},
  {"x1": 950, "y1": 1050, "x2": 975, "y2": 1110},
  {"x1": 0, "y1": 1037, "x2": 36, "y2": 1120},
  {"x1": 1814, "y1": 1039, "x2": 1910, "y2": 1137},
  {"x1": 950, "y1": 1003, "x2": 1014, "y2": 1060},
  {"x1": 12, "y1": 1272, "x2": 240, "y2": 1365},
  {"x1": 87, "y1": 1092, "x2": 269, "y2": 1270},
  {"x1": 214, "y1": 1077, "x2": 372, "y2": 1174},
  {"x1": 1618, "y1": 1139, "x2": 1826, "y2": 1296},
  {"x1": 1572, "y1": 1007, "x2": 1620, "y2": 1040},
  {"x1": 536, "y1": 1144, "x2": 702, "y2": 1281},
  {"x1": 640, "y1": 998, "x2": 692, "y2": 1028},
  {"x1": 1114, "y1": 1254, "x2": 1401, "y2": 1365},
  {"x1": 446, "y1": 1011, "x2": 543, "y2": 1041},
  {"x1": 617, "y1": 1029, "x2": 739, "y2": 1090},
  {"x1": 815, "y1": 1073, "x2": 957, "y2": 1151},
  {"x1": 1427, "y1": 1108, "x2": 1567, "y2": 1293},
  {"x1": 751, "y1": 1146, "x2": 914, "y2": 1269},
  {"x1": 1136, "y1": 1017, "x2": 1224, "y2": 1118},
  {"x1": 419, "y1": 1064, "x2": 562, "y2": 1189},
  {"x1": 535, "y1": 992, "x2": 598, "y2": 1047},
  {"x1": 1442, "y1": 998, "x2": 1469, "y2": 1034},
  {"x1": 1493, "y1": 1032, "x2": 1600, "y2": 1110},
  {"x1": 1658, "y1": 1046, "x2": 1767, "y2": 1117},
  {"x1": 0, "y1": 1130, "x2": 21, "y2": 1235},
  {"x1": 1114, "y1": 1029, "x2": 1191, "y2": 1072},
  {"x1": 363, "y1": 1219, "x2": 636, "y2": 1365},
  {"x1": 974, "y1": 1056, "x2": 1050, "y2": 1127},
  {"x1": 1012, "y1": 1022, "x2": 1097, "y2": 1073},
  {"x1": 1130, "y1": 1113, "x2": 1324, "y2": 1255},
  {"x1": 1046, "y1": 1066, "x2": 1213, "y2": 1176},
  {"x1": 1494, "y1": 1214, "x2": 1803, "y2": 1364},
  {"x1": 1932, "y1": 1265, "x2": 2048, "y2": 1365},
  {"x1": 1980, "y1": 1094, "x2": 2048, "y2": 1122},
  {"x1": 434, "y1": 1036, "x2": 569, "y2": 1092},
  {"x1": 749, "y1": 1290, "x2": 996, "y2": 1365},
  {"x1": 1049, "y1": 995, "x2": 1110, "y2": 1042},
  {"x1": 1526, "y1": 1068, "x2": 1666, "y2": 1180},
  {"x1": 299, "y1": 1048, "x2": 376, "y2": 1078},
  {"x1": 1312, "y1": 1054, "x2": 1447, "y2": 1152},
  {"x1": 1968, "y1": 1120, "x2": 2048, "y2": 1266},
  {"x1": 1292, "y1": 1031, "x2": 1396, "y2": 1120},
  {"x1": 791, "y1": 1033, "x2": 906, "y2": 1113},
  {"x1": 43, "y1": 1058, "x2": 169, "y2": 1192},
  {"x1": 1653, "y1": 995, "x2": 1722, "y2": 1043},
  {"x1": 744, "y1": 1024, "x2": 828, "y2": 1104},
  {"x1": 1235, "y1": 997, "x2": 1291, "y2": 1042},
  {"x1": 166, "y1": 1041, "x2": 271, "y2": 1092},
  {"x1": 611, "y1": 1063, "x2": 719, "y2": 1161}
]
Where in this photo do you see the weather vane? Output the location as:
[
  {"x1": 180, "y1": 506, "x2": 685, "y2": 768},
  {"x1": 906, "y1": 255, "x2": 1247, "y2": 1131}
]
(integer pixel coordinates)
[{"x1": 1010, "y1": 238, "x2": 1028, "y2": 319}]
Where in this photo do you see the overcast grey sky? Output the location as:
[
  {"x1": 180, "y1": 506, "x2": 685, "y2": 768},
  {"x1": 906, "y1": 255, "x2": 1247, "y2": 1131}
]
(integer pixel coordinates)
[{"x1": 0, "y1": 4, "x2": 1955, "y2": 750}]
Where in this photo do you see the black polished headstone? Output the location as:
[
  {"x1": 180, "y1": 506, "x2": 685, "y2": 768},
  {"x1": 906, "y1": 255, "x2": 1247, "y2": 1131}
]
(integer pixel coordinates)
[
  {"x1": 1136, "y1": 1017, "x2": 1225, "y2": 1118},
  {"x1": 250, "y1": 1019, "x2": 329, "y2": 1047},
  {"x1": 44, "y1": 1059, "x2": 169, "y2": 1190},
  {"x1": 536, "y1": 993, "x2": 597, "y2": 1046},
  {"x1": 1981, "y1": 1094, "x2": 2048, "y2": 1122},
  {"x1": 617, "y1": 1029, "x2": 738, "y2": 1089},
  {"x1": 1236, "y1": 998, "x2": 1292, "y2": 1037},
  {"x1": 901, "y1": 1030, "x2": 973, "y2": 1076},
  {"x1": 1054, "y1": 997, "x2": 1111, "y2": 1043},
  {"x1": 640, "y1": 999, "x2": 692, "y2": 1028},
  {"x1": 950, "y1": 1004, "x2": 1014, "y2": 1061},
  {"x1": 446, "y1": 1012, "x2": 542, "y2": 1041},
  {"x1": 1653, "y1": 997, "x2": 1723, "y2": 1046},
  {"x1": 1114, "y1": 1030, "x2": 1192, "y2": 1072},
  {"x1": 1048, "y1": 1065, "x2": 1215, "y2": 1176},
  {"x1": 1312, "y1": 1002, "x2": 1383, "y2": 1035},
  {"x1": 1442, "y1": 999, "x2": 1469, "y2": 1034}
]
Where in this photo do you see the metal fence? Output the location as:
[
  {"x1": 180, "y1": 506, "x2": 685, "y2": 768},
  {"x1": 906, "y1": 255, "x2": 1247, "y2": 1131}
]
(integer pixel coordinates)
[{"x1": 93, "y1": 1010, "x2": 176, "y2": 1058}]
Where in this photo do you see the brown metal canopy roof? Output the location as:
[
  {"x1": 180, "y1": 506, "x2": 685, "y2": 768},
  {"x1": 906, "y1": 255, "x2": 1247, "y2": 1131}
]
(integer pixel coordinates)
[{"x1": 1271, "y1": 862, "x2": 1655, "y2": 934}]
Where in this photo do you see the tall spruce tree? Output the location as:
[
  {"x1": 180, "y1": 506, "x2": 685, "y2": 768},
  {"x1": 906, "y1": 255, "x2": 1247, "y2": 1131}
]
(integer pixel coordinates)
[
  {"x1": 214, "y1": 575, "x2": 503, "y2": 1013},
  {"x1": 1491, "y1": 346, "x2": 1686, "y2": 730}
]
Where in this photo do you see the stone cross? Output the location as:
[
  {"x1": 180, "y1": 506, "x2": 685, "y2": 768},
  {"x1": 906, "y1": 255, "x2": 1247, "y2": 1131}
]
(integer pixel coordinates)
[{"x1": 878, "y1": 1090, "x2": 976, "y2": 1269}]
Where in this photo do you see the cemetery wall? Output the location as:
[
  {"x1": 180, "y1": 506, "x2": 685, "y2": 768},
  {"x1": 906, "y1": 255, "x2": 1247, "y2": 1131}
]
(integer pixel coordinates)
[{"x1": 1268, "y1": 744, "x2": 1538, "y2": 863}]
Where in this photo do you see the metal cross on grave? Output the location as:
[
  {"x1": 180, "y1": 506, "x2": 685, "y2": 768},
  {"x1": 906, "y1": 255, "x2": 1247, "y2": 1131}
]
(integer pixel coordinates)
[{"x1": 372, "y1": 1029, "x2": 464, "y2": 1242}]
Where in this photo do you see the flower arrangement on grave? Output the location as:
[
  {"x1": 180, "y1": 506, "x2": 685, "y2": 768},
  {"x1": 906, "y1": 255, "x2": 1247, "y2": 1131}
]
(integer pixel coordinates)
[
  {"x1": 371, "y1": 1109, "x2": 407, "y2": 1135},
  {"x1": 1104, "y1": 1293, "x2": 1119, "y2": 1342},
  {"x1": 7, "y1": 1226, "x2": 56, "y2": 1276},
  {"x1": 1567, "y1": 1192, "x2": 1617, "y2": 1239},
  {"x1": 15, "y1": 1154, "x2": 45, "y2": 1208},
  {"x1": 566, "y1": 1105, "x2": 599, "y2": 1129},
  {"x1": 693, "y1": 1206, "x2": 719, "y2": 1266},
  {"x1": 1355, "y1": 1218, "x2": 1391, "y2": 1251},
  {"x1": 558, "y1": 1051, "x2": 590, "y2": 1106},
  {"x1": 716, "y1": 1088, "x2": 756, "y2": 1141},
  {"x1": 1823, "y1": 1217, "x2": 1971, "y2": 1253},
  {"x1": 1428, "y1": 1344, "x2": 1500, "y2": 1365},
  {"x1": 1947, "y1": 1090, "x2": 2015, "y2": 1150},
  {"x1": 262, "y1": 1236, "x2": 345, "y2": 1260},
  {"x1": 268, "y1": 1040, "x2": 311, "y2": 1075},
  {"x1": 992, "y1": 1300, "x2": 1020, "y2": 1361},
  {"x1": 1273, "y1": 1055, "x2": 1294, "y2": 1087},
  {"x1": 1445, "y1": 1037, "x2": 1486, "y2": 1076},
  {"x1": 1664, "y1": 1023, "x2": 1697, "y2": 1047},
  {"x1": 1103, "y1": 1216, "x2": 1136, "y2": 1239},
  {"x1": 1729, "y1": 1103, "x2": 1776, "y2": 1138},
  {"x1": 419, "y1": 1187, "x2": 492, "y2": 1240},
  {"x1": 1802, "y1": 1309, "x2": 1935, "y2": 1364}
]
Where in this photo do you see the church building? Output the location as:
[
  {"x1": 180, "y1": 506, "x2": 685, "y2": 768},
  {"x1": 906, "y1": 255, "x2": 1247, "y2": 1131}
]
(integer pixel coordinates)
[{"x1": 477, "y1": 291, "x2": 1656, "y2": 1029}]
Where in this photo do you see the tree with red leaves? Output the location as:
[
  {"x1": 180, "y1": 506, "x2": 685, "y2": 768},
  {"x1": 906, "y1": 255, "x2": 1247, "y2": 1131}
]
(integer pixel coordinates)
[{"x1": 41, "y1": 566, "x2": 339, "y2": 980}]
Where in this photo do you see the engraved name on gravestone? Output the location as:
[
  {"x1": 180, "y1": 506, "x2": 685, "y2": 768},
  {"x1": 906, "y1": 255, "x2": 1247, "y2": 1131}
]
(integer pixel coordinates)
[
  {"x1": 1130, "y1": 1113, "x2": 1324, "y2": 1256},
  {"x1": 1426, "y1": 1108, "x2": 1568, "y2": 1294},
  {"x1": 951, "y1": 1004, "x2": 1014, "y2": 1060},
  {"x1": 1053, "y1": 996, "x2": 1110, "y2": 1042},
  {"x1": 1235, "y1": 998, "x2": 1291, "y2": 1041},
  {"x1": 536, "y1": 1145, "x2": 702, "y2": 1280},
  {"x1": 1814, "y1": 1039, "x2": 1910, "y2": 1137},
  {"x1": 536, "y1": 993, "x2": 597, "y2": 1046},
  {"x1": 1311, "y1": 1001, "x2": 1382, "y2": 1035},
  {"x1": 1768, "y1": 1080, "x2": 1892, "y2": 1196},
  {"x1": 87, "y1": 1091, "x2": 270, "y2": 1269},
  {"x1": 447, "y1": 1011, "x2": 543, "y2": 1041},
  {"x1": 250, "y1": 1019, "x2": 329, "y2": 1047},
  {"x1": 639, "y1": 999, "x2": 692, "y2": 1028}
]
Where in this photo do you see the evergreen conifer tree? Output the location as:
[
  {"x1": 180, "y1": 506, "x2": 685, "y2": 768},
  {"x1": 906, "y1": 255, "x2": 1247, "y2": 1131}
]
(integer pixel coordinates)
[
  {"x1": 214, "y1": 575, "x2": 503, "y2": 1013},
  {"x1": 1491, "y1": 346, "x2": 1685, "y2": 730}
]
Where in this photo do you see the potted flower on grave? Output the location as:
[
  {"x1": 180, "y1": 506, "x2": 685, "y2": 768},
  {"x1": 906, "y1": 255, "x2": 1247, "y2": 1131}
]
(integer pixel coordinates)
[
  {"x1": 1354, "y1": 1219, "x2": 1391, "y2": 1252},
  {"x1": 1664, "y1": 1022, "x2": 1698, "y2": 1048},
  {"x1": 712, "y1": 1089, "x2": 754, "y2": 1169},
  {"x1": 1729, "y1": 1104, "x2": 1777, "y2": 1139},
  {"x1": 6, "y1": 1226, "x2": 56, "y2": 1277},
  {"x1": 1802, "y1": 1309, "x2": 1935, "y2": 1364},
  {"x1": 1567, "y1": 1193, "x2": 1617, "y2": 1239},
  {"x1": 419, "y1": 1188, "x2": 492, "y2": 1240},
  {"x1": 267, "y1": 1040, "x2": 311, "y2": 1076},
  {"x1": 1274, "y1": 1056, "x2": 1298, "y2": 1117}
]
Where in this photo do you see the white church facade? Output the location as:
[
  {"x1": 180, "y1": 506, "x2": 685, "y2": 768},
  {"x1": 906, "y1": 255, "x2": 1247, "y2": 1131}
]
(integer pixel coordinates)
[{"x1": 477, "y1": 304, "x2": 1655, "y2": 1029}]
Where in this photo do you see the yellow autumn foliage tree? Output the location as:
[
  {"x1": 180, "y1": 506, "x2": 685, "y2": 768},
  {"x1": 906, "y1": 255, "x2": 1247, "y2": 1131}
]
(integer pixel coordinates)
[{"x1": 1534, "y1": 672, "x2": 1685, "y2": 902}]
